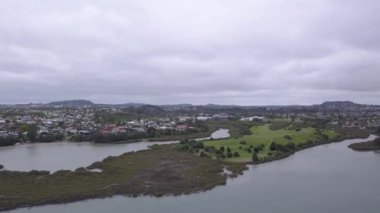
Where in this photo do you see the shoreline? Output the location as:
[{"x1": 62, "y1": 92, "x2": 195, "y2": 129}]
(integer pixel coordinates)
[
  {"x1": 348, "y1": 137, "x2": 380, "y2": 151},
  {"x1": 0, "y1": 133, "x2": 373, "y2": 212},
  {"x1": 0, "y1": 127, "x2": 222, "y2": 148},
  {"x1": 0, "y1": 144, "x2": 247, "y2": 212}
]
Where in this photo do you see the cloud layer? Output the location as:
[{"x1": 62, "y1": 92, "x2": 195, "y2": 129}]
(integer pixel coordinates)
[{"x1": 1, "y1": 0, "x2": 380, "y2": 105}]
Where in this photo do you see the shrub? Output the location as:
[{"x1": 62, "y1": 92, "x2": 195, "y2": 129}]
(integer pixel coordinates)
[
  {"x1": 252, "y1": 153, "x2": 259, "y2": 162},
  {"x1": 226, "y1": 147, "x2": 232, "y2": 153},
  {"x1": 200, "y1": 152, "x2": 207, "y2": 157},
  {"x1": 270, "y1": 142, "x2": 277, "y2": 151},
  {"x1": 150, "y1": 144, "x2": 161, "y2": 150},
  {"x1": 284, "y1": 135, "x2": 292, "y2": 140},
  {"x1": 240, "y1": 141, "x2": 247, "y2": 145},
  {"x1": 204, "y1": 146, "x2": 216, "y2": 153},
  {"x1": 374, "y1": 138, "x2": 380, "y2": 145},
  {"x1": 233, "y1": 152, "x2": 240, "y2": 157},
  {"x1": 0, "y1": 136, "x2": 19, "y2": 147},
  {"x1": 276, "y1": 144, "x2": 289, "y2": 152},
  {"x1": 257, "y1": 144, "x2": 265, "y2": 151},
  {"x1": 286, "y1": 142, "x2": 296, "y2": 150}
]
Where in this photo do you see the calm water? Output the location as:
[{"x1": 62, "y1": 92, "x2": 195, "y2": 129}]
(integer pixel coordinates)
[
  {"x1": 0, "y1": 129, "x2": 230, "y2": 172},
  {"x1": 3, "y1": 135, "x2": 380, "y2": 213}
]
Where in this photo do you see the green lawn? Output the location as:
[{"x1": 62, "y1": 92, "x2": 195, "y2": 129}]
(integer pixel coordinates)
[{"x1": 203, "y1": 124, "x2": 339, "y2": 162}]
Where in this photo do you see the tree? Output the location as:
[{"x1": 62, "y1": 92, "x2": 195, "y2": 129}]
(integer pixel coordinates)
[
  {"x1": 276, "y1": 144, "x2": 288, "y2": 152},
  {"x1": 233, "y1": 152, "x2": 240, "y2": 157},
  {"x1": 226, "y1": 152, "x2": 233, "y2": 158},
  {"x1": 270, "y1": 142, "x2": 277, "y2": 151},
  {"x1": 220, "y1": 146, "x2": 225, "y2": 152},
  {"x1": 226, "y1": 147, "x2": 232, "y2": 153},
  {"x1": 26, "y1": 124, "x2": 38, "y2": 142},
  {"x1": 374, "y1": 138, "x2": 380, "y2": 145},
  {"x1": 254, "y1": 147, "x2": 260, "y2": 153},
  {"x1": 286, "y1": 142, "x2": 296, "y2": 150},
  {"x1": 252, "y1": 152, "x2": 259, "y2": 162}
]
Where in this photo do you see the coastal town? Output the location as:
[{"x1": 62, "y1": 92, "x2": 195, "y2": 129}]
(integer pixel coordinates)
[{"x1": 0, "y1": 100, "x2": 380, "y2": 146}]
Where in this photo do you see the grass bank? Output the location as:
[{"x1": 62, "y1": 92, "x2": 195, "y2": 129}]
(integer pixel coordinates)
[{"x1": 200, "y1": 122, "x2": 369, "y2": 163}]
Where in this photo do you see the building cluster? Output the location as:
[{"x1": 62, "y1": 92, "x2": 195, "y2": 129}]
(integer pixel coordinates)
[
  {"x1": 268, "y1": 111, "x2": 380, "y2": 130},
  {"x1": 1, "y1": 102, "x2": 380, "y2": 141},
  {"x1": 0, "y1": 107, "x2": 224, "y2": 140},
  {"x1": 0, "y1": 108, "x2": 99, "y2": 139},
  {"x1": 100, "y1": 118, "x2": 193, "y2": 135}
]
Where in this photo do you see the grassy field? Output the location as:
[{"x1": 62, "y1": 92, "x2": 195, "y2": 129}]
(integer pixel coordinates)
[
  {"x1": 0, "y1": 144, "x2": 247, "y2": 212},
  {"x1": 203, "y1": 124, "x2": 339, "y2": 162}
]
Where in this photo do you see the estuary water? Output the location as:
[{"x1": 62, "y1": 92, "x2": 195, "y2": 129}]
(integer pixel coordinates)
[
  {"x1": 0, "y1": 129, "x2": 230, "y2": 172},
  {"x1": 3, "y1": 134, "x2": 380, "y2": 213}
]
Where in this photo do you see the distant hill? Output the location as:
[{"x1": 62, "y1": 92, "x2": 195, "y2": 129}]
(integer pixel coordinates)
[
  {"x1": 7, "y1": 100, "x2": 379, "y2": 111},
  {"x1": 318, "y1": 101, "x2": 361, "y2": 109},
  {"x1": 48, "y1": 100, "x2": 94, "y2": 107}
]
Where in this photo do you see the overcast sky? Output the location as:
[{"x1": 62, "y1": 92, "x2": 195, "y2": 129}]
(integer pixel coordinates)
[{"x1": 1, "y1": 0, "x2": 379, "y2": 105}]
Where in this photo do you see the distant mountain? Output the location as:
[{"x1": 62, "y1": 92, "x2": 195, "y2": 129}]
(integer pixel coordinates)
[
  {"x1": 319, "y1": 101, "x2": 360, "y2": 109},
  {"x1": 119, "y1": 103, "x2": 146, "y2": 107},
  {"x1": 6, "y1": 100, "x2": 379, "y2": 111},
  {"x1": 48, "y1": 100, "x2": 94, "y2": 107}
]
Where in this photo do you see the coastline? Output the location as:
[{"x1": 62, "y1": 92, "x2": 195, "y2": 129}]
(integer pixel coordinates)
[
  {"x1": 0, "y1": 132, "x2": 373, "y2": 212},
  {"x1": 0, "y1": 144, "x2": 247, "y2": 212},
  {"x1": 348, "y1": 137, "x2": 380, "y2": 151}
]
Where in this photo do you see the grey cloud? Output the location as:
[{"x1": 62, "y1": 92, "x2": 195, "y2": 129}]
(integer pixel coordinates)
[{"x1": 0, "y1": 0, "x2": 380, "y2": 105}]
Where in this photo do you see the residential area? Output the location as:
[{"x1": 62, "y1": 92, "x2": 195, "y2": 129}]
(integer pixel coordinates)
[{"x1": 0, "y1": 101, "x2": 380, "y2": 146}]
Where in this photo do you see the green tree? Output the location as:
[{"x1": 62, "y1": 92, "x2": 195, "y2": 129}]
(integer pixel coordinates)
[
  {"x1": 254, "y1": 147, "x2": 259, "y2": 153},
  {"x1": 226, "y1": 147, "x2": 231, "y2": 153},
  {"x1": 226, "y1": 152, "x2": 233, "y2": 158},
  {"x1": 374, "y1": 138, "x2": 380, "y2": 145},
  {"x1": 270, "y1": 142, "x2": 277, "y2": 151},
  {"x1": 286, "y1": 142, "x2": 296, "y2": 150},
  {"x1": 252, "y1": 152, "x2": 259, "y2": 162},
  {"x1": 26, "y1": 124, "x2": 38, "y2": 142}
]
